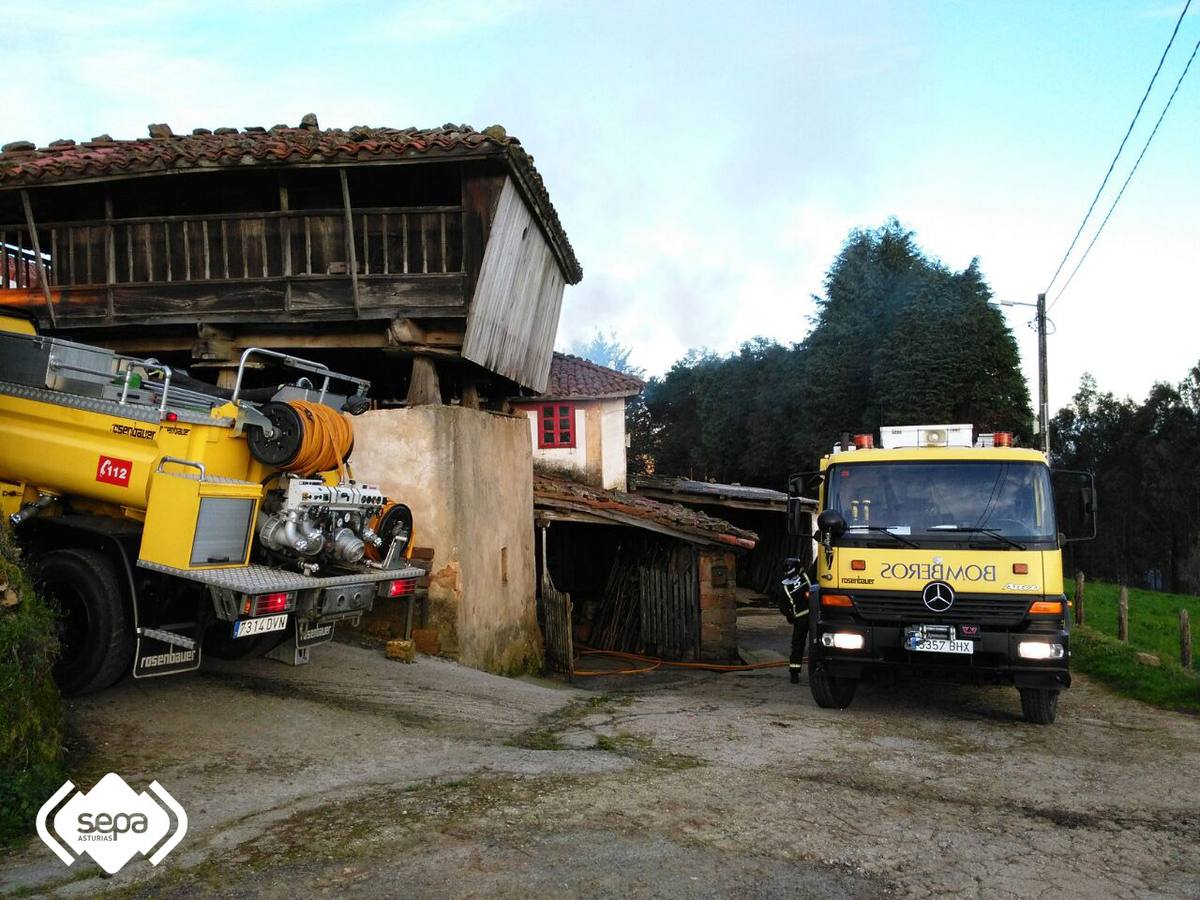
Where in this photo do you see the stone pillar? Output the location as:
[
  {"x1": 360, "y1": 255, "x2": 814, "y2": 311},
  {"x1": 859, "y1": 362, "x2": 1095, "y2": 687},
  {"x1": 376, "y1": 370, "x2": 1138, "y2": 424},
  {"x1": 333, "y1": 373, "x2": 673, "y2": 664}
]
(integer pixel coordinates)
[
  {"x1": 698, "y1": 549, "x2": 738, "y2": 661},
  {"x1": 348, "y1": 406, "x2": 542, "y2": 674}
]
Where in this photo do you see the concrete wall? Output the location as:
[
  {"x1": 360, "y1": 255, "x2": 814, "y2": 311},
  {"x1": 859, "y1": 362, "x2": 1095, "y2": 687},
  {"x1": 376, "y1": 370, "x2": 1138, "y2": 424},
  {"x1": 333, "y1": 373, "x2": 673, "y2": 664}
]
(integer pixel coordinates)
[{"x1": 350, "y1": 406, "x2": 542, "y2": 674}]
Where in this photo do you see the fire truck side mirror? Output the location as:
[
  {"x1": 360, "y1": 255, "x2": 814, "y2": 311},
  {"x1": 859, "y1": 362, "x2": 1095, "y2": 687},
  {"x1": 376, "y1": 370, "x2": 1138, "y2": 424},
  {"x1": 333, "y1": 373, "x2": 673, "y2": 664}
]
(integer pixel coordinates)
[
  {"x1": 1053, "y1": 469, "x2": 1098, "y2": 543},
  {"x1": 817, "y1": 509, "x2": 847, "y2": 539}
]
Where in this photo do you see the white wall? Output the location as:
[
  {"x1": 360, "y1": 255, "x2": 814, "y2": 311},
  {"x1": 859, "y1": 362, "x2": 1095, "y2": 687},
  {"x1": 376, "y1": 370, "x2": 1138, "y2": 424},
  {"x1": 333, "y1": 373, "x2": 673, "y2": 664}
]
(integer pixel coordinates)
[
  {"x1": 599, "y1": 397, "x2": 628, "y2": 491},
  {"x1": 523, "y1": 405, "x2": 587, "y2": 471}
]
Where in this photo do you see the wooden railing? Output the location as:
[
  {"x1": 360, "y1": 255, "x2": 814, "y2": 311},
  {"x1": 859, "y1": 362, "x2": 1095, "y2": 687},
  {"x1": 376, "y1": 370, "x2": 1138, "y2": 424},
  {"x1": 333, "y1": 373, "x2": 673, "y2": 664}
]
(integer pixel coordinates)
[
  {"x1": 0, "y1": 206, "x2": 463, "y2": 290},
  {"x1": 1, "y1": 234, "x2": 49, "y2": 289}
]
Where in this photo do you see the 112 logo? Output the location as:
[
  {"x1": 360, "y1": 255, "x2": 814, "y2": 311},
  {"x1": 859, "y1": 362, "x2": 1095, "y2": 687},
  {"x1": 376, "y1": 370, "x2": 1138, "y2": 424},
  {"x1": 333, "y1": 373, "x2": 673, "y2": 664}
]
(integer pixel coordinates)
[{"x1": 95, "y1": 455, "x2": 132, "y2": 487}]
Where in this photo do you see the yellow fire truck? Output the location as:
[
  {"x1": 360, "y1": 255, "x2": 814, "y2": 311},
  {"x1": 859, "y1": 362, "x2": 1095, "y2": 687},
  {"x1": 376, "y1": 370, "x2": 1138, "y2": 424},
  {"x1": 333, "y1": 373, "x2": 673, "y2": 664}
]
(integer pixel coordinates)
[
  {"x1": 786, "y1": 424, "x2": 1096, "y2": 724},
  {"x1": 0, "y1": 310, "x2": 420, "y2": 694}
]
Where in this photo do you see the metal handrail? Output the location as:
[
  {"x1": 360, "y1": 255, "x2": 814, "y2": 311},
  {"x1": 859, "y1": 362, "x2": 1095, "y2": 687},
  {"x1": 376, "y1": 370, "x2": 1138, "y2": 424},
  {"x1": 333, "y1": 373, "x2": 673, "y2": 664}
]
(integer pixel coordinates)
[
  {"x1": 230, "y1": 347, "x2": 370, "y2": 405},
  {"x1": 156, "y1": 456, "x2": 207, "y2": 480},
  {"x1": 47, "y1": 353, "x2": 173, "y2": 414}
]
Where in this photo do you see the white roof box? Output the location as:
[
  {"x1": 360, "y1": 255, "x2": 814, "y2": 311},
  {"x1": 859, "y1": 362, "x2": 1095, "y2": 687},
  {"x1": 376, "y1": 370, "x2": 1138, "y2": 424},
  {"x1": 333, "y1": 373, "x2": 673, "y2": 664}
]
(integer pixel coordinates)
[{"x1": 880, "y1": 424, "x2": 973, "y2": 449}]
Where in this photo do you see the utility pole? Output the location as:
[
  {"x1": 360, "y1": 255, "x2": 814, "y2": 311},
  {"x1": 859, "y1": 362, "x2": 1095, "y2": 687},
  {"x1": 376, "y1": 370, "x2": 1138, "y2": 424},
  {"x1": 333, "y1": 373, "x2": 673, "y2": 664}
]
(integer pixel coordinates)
[
  {"x1": 1036, "y1": 292, "x2": 1049, "y2": 456},
  {"x1": 995, "y1": 297, "x2": 1050, "y2": 456}
]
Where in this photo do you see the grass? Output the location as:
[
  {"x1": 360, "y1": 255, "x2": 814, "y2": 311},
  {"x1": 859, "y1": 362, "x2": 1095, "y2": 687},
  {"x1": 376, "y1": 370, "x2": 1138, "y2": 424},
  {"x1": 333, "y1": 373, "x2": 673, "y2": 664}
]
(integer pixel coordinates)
[
  {"x1": 1070, "y1": 581, "x2": 1200, "y2": 713},
  {"x1": 0, "y1": 530, "x2": 65, "y2": 848}
]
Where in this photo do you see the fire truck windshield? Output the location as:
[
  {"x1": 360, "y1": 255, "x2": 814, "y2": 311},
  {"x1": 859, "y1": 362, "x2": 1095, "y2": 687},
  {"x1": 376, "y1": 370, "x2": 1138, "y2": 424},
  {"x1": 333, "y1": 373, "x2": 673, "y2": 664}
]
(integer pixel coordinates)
[{"x1": 827, "y1": 461, "x2": 1056, "y2": 543}]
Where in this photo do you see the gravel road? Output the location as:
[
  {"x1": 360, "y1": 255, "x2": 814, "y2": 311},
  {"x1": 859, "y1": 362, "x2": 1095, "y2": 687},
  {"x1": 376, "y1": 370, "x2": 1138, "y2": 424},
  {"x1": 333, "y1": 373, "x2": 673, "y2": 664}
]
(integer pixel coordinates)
[{"x1": 2, "y1": 615, "x2": 1197, "y2": 899}]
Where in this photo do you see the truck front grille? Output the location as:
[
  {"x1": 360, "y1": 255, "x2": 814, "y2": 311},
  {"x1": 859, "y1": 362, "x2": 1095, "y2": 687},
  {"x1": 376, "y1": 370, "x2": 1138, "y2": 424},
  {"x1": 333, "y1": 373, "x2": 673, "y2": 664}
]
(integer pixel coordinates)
[{"x1": 851, "y1": 592, "x2": 1031, "y2": 627}]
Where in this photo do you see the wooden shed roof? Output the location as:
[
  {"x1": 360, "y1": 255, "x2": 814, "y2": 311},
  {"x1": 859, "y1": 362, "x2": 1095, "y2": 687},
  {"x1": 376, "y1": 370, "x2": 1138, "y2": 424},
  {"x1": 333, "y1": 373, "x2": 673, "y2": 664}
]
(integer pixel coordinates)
[
  {"x1": 0, "y1": 117, "x2": 582, "y2": 283},
  {"x1": 535, "y1": 474, "x2": 757, "y2": 549}
]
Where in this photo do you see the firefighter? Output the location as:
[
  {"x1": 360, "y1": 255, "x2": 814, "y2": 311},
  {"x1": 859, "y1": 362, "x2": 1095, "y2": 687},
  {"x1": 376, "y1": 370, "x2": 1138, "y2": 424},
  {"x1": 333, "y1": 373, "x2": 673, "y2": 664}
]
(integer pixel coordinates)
[{"x1": 780, "y1": 558, "x2": 810, "y2": 684}]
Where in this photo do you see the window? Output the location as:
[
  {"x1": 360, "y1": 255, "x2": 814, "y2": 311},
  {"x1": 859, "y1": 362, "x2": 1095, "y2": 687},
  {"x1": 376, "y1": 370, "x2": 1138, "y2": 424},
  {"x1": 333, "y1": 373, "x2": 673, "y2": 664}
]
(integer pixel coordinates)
[
  {"x1": 826, "y1": 461, "x2": 1057, "y2": 542},
  {"x1": 538, "y1": 403, "x2": 575, "y2": 449}
]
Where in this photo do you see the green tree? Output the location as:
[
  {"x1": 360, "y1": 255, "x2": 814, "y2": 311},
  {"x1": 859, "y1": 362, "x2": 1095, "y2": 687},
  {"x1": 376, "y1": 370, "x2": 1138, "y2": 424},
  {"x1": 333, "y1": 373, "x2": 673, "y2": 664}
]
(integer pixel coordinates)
[
  {"x1": 1052, "y1": 364, "x2": 1200, "y2": 593},
  {"x1": 643, "y1": 220, "x2": 1034, "y2": 486},
  {"x1": 794, "y1": 220, "x2": 1033, "y2": 465},
  {"x1": 570, "y1": 329, "x2": 643, "y2": 377}
]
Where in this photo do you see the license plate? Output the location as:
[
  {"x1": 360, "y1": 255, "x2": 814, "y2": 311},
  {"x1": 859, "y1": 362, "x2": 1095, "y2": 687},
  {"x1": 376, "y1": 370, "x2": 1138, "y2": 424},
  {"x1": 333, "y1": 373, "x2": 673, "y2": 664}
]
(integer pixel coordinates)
[
  {"x1": 232, "y1": 614, "x2": 288, "y2": 638},
  {"x1": 912, "y1": 638, "x2": 974, "y2": 655}
]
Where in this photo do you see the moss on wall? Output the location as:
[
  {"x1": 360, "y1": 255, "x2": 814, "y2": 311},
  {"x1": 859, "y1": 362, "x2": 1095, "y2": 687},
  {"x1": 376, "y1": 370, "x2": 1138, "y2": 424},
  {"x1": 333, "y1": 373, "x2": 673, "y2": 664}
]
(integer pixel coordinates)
[{"x1": 0, "y1": 530, "x2": 65, "y2": 846}]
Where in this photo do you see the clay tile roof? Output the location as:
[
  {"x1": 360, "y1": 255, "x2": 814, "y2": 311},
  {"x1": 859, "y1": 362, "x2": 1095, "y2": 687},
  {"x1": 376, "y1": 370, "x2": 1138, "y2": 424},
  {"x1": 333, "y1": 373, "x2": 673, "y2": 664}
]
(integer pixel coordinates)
[
  {"x1": 0, "y1": 118, "x2": 581, "y2": 283},
  {"x1": 534, "y1": 474, "x2": 757, "y2": 549},
  {"x1": 539, "y1": 353, "x2": 645, "y2": 400}
]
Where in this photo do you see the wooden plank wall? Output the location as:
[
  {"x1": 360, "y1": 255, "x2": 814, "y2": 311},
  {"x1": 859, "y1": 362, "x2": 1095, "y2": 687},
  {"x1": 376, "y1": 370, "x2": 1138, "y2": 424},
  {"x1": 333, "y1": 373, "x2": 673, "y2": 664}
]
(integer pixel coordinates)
[{"x1": 461, "y1": 177, "x2": 566, "y2": 392}]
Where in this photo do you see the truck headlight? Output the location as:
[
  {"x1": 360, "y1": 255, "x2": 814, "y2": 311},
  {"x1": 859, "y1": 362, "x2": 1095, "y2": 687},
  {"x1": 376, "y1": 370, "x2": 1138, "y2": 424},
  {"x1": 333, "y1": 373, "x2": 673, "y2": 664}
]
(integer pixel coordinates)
[
  {"x1": 820, "y1": 631, "x2": 864, "y2": 651},
  {"x1": 1018, "y1": 641, "x2": 1064, "y2": 660}
]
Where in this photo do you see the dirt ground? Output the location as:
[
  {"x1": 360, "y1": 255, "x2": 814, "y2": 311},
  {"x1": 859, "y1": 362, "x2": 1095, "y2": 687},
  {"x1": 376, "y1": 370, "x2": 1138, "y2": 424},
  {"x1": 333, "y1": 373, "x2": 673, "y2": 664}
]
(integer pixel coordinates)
[{"x1": 2, "y1": 615, "x2": 1198, "y2": 899}]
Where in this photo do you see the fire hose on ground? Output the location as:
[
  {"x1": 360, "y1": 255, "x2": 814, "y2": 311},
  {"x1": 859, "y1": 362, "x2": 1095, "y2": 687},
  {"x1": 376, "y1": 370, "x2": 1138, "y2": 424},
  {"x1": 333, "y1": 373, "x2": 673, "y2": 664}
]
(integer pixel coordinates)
[{"x1": 572, "y1": 645, "x2": 790, "y2": 677}]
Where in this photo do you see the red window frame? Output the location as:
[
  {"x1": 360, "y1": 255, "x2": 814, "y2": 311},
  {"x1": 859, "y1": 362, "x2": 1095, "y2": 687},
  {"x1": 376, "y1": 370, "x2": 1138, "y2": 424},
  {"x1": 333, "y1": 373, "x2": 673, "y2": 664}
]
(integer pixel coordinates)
[{"x1": 537, "y1": 403, "x2": 576, "y2": 449}]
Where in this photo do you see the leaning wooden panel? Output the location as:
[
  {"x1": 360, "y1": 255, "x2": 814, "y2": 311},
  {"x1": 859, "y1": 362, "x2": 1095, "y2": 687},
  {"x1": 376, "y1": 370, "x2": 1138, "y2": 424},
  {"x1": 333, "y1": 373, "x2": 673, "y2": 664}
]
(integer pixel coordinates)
[{"x1": 462, "y1": 177, "x2": 566, "y2": 392}]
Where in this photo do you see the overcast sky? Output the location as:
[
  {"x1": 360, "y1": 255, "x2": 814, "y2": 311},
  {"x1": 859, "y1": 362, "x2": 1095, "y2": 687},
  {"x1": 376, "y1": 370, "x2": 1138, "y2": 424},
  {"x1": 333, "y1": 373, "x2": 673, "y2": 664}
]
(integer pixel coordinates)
[{"x1": 8, "y1": 1, "x2": 1198, "y2": 412}]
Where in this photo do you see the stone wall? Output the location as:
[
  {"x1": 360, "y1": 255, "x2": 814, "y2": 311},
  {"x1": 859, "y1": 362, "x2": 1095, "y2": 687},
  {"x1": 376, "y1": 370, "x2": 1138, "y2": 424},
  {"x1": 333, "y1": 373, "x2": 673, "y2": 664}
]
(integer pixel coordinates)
[
  {"x1": 348, "y1": 406, "x2": 542, "y2": 674},
  {"x1": 699, "y1": 549, "x2": 738, "y2": 661}
]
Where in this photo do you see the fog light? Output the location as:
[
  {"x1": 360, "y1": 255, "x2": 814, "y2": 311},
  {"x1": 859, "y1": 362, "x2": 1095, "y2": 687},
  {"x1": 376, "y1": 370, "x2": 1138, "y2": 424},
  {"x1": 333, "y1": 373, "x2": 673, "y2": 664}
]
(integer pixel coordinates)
[
  {"x1": 820, "y1": 631, "x2": 864, "y2": 651},
  {"x1": 1018, "y1": 641, "x2": 1064, "y2": 660}
]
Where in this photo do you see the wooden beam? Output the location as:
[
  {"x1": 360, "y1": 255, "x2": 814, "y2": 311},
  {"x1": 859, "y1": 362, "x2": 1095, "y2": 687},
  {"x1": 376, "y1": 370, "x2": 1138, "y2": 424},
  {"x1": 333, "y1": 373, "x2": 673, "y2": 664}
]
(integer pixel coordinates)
[
  {"x1": 104, "y1": 189, "x2": 116, "y2": 317},
  {"x1": 406, "y1": 356, "x2": 441, "y2": 406},
  {"x1": 19, "y1": 190, "x2": 56, "y2": 328},
  {"x1": 461, "y1": 376, "x2": 481, "y2": 409},
  {"x1": 339, "y1": 168, "x2": 361, "y2": 314},
  {"x1": 102, "y1": 328, "x2": 398, "y2": 354},
  {"x1": 279, "y1": 178, "x2": 292, "y2": 309},
  {"x1": 387, "y1": 317, "x2": 425, "y2": 344}
]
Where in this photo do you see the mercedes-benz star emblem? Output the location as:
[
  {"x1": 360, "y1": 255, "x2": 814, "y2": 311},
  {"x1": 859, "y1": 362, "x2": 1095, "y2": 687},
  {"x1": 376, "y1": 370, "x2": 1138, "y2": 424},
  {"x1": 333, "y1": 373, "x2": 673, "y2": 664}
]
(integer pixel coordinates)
[{"x1": 922, "y1": 581, "x2": 955, "y2": 613}]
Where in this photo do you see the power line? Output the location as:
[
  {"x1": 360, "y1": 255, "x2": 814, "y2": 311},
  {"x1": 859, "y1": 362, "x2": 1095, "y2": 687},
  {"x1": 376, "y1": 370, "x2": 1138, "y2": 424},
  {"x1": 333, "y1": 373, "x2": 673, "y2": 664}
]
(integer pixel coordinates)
[
  {"x1": 1049, "y1": 32, "x2": 1200, "y2": 310},
  {"x1": 1043, "y1": 0, "x2": 1192, "y2": 295}
]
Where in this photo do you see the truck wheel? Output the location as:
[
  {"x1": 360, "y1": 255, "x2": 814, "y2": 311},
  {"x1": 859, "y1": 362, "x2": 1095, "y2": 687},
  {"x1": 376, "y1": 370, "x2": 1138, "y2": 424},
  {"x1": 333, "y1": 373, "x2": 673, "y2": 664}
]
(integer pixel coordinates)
[
  {"x1": 1019, "y1": 688, "x2": 1058, "y2": 724},
  {"x1": 38, "y1": 549, "x2": 134, "y2": 695},
  {"x1": 808, "y1": 658, "x2": 858, "y2": 709}
]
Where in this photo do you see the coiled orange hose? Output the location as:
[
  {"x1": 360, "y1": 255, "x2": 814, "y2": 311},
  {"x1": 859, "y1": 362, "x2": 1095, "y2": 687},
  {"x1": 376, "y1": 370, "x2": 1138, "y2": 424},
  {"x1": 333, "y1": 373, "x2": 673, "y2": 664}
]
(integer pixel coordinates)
[{"x1": 281, "y1": 400, "x2": 353, "y2": 476}]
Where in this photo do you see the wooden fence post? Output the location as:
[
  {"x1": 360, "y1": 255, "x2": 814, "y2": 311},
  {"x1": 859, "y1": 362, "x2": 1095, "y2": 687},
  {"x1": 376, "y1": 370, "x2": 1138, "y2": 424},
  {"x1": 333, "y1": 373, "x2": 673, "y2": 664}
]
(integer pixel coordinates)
[
  {"x1": 1181, "y1": 609, "x2": 1192, "y2": 670},
  {"x1": 1117, "y1": 586, "x2": 1129, "y2": 642},
  {"x1": 1074, "y1": 571, "x2": 1085, "y2": 626}
]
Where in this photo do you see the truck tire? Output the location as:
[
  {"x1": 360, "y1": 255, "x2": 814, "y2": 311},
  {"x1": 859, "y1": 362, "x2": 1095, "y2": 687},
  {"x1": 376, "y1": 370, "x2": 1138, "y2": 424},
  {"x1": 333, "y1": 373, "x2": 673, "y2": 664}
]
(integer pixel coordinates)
[
  {"x1": 809, "y1": 658, "x2": 858, "y2": 709},
  {"x1": 1019, "y1": 688, "x2": 1058, "y2": 724},
  {"x1": 38, "y1": 549, "x2": 134, "y2": 695}
]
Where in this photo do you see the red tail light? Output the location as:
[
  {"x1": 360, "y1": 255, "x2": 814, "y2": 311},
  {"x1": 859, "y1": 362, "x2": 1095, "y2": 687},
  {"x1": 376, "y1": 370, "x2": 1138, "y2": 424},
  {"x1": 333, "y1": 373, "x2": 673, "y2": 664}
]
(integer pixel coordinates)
[
  {"x1": 254, "y1": 592, "x2": 291, "y2": 615},
  {"x1": 386, "y1": 578, "x2": 416, "y2": 598}
]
